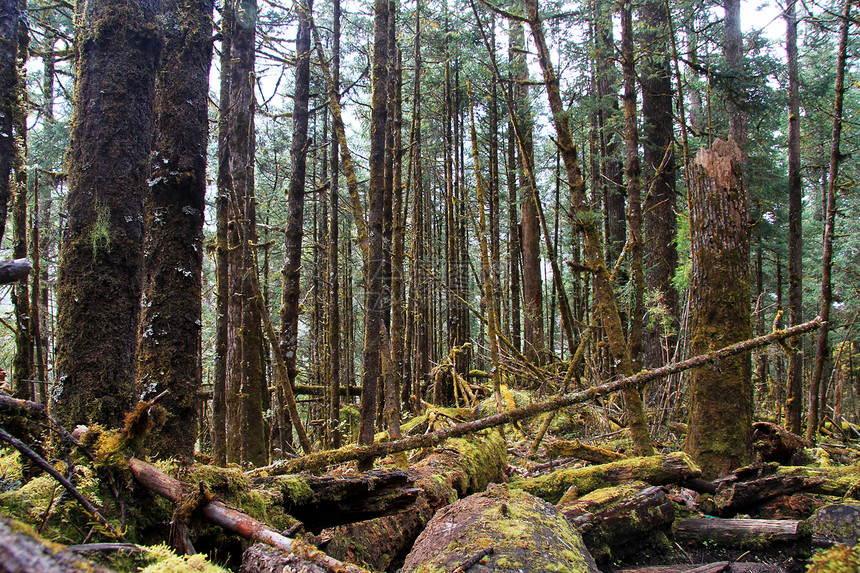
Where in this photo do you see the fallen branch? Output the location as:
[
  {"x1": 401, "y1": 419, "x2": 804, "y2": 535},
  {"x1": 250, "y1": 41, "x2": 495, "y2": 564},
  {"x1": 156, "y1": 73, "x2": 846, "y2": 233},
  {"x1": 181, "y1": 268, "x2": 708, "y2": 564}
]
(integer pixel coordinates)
[
  {"x1": 0, "y1": 258, "x2": 31, "y2": 284},
  {"x1": 250, "y1": 318, "x2": 822, "y2": 476},
  {"x1": 128, "y1": 458, "x2": 372, "y2": 573}
]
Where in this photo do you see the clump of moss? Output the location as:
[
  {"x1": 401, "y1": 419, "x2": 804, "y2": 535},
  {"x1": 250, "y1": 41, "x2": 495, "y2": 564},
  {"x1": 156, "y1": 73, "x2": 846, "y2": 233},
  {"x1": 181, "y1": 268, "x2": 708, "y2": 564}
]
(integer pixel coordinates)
[
  {"x1": 807, "y1": 545, "x2": 860, "y2": 573},
  {"x1": 138, "y1": 543, "x2": 230, "y2": 573}
]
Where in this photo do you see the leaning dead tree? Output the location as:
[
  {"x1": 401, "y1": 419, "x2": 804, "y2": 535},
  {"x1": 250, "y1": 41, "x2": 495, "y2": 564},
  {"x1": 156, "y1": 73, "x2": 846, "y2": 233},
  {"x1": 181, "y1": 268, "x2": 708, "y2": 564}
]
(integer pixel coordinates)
[{"x1": 251, "y1": 318, "x2": 822, "y2": 475}]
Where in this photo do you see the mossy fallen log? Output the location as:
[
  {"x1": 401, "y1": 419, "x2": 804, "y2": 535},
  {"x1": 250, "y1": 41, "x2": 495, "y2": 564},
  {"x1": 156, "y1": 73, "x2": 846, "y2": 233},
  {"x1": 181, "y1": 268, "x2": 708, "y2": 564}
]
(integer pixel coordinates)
[
  {"x1": 0, "y1": 517, "x2": 114, "y2": 573},
  {"x1": 559, "y1": 481, "x2": 675, "y2": 563},
  {"x1": 713, "y1": 473, "x2": 825, "y2": 517},
  {"x1": 547, "y1": 439, "x2": 628, "y2": 464},
  {"x1": 774, "y1": 463, "x2": 860, "y2": 498},
  {"x1": 305, "y1": 430, "x2": 508, "y2": 571},
  {"x1": 514, "y1": 452, "x2": 701, "y2": 504},
  {"x1": 401, "y1": 484, "x2": 599, "y2": 573}
]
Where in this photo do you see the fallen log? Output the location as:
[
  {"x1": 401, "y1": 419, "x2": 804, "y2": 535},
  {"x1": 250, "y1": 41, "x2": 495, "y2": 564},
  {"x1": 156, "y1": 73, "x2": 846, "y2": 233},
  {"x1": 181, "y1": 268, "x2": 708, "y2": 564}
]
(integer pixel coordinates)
[
  {"x1": 673, "y1": 517, "x2": 808, "y2": 547},
  {"x1": 0, "y1": 517, "x2": 114, "y2": 573},
  {"x1": 559, "y1": 482, "x2": 676, "y2": 563},
  {"x1": 713, "y1": 474, "x2": 825, "y2": 517},
  {"x1": 515, "y1": 451, "x2": 701, "y2": 504},
  {"x1": 400, "y1": 484, "x2": 599, "y2": 573},
  {"x1": 128, "y1": 458, "x2": 371, "y2": 573},
  {"x1": 752, "y1": 422, "x2": 810, "y2": 465},
  {"x1": 306, "y1": 430, "x2": 508, "y2": 571},
  {"x1": 0, "y1": 258, "x2": 31, "y2": 284},
  {"x1": 547, "y1": 438, "x2": 628, "y2": 464},
  {"x1": 249, "y1": 318, "x2": 821, "y2": 476},
  {"x1": 617, "y1": 563, "x2": 787, "y2": 573}
]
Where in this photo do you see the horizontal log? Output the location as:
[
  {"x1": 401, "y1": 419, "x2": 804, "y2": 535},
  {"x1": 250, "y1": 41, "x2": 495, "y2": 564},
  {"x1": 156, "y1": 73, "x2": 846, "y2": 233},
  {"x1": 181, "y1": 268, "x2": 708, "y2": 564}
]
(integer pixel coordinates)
[
  {"x1": 547, "y1": 439, "x2": 627, "y2": 464},
  {"x1": 673, "y1": 517, "x2": 807, "y2": 547},
  {"x1": 250, "y1": 318, "x2": 823, "y2": 476},
  {"x1": 128, "y1": 458, "x2": 370, "y2": 573},
  {"x1": 617, "y1": 563, "x2": 786, "y2": 573},
  {"x1": 292, "y1": 384, "x2": 362, "y2": 397},
  {"x1": 0, "y1": 518, "x2": 114, "y2": 573},
  {"x1": 0, "y1": 258, "x2": 31, "y2": 284},
  {"x1": 714, "y1": 474, "x2": 825, "y2": 517}
]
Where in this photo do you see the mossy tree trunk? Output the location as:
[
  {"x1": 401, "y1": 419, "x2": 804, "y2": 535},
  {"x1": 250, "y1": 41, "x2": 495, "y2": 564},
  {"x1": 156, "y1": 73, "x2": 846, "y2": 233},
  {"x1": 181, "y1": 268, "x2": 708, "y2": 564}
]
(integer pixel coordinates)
[
  {"x1": 137, "y1": 0, "x2": 213, "y2": 459},
  {"x1": 53, "y1": 0, "x2": 161, "y2": 429},
  {"x1": 226, "y1": 0, "x2": 266, "y2": 466},
  {"x1": 0, "y1": 0, "x2": 16, "y2": 246},
  {"x1": 11, "y1": 1, "x2": 32, "y2": 400},
  {"x1": 326, "y1": 0, "x2": 341, "y2": 449},
  {"x1": 640, "y1": 0, "x2": 678, "y2": 368},
  {"x1": 685, "y1": 138, "x2": 752, "y2": 479}
]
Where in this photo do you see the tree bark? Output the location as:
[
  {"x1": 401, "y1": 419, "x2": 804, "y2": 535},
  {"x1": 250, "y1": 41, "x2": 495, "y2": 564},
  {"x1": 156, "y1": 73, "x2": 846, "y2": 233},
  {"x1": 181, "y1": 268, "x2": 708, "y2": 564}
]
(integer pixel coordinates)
[
  {"x1": 0, "y1": 0, "x2": 16, "y2": 246},
  {"x1": 641, "y1": 0, "x2": 678, "y2": 367},
  {"x1": 685, "y1": 138, "x2": 752, "y2": 479},
  {"x1": 808, "y1": 0, "x2": 851, "y2": 442},
  {"x1": 785, "y1": 0, "x2": 804, "y2": 435},
  {"x1": 137, "y1": 0, "x2": 213, "y2": 459},
  {"x1": 326, "y1": 0, "x2": 341, "y2": 449},
  {"x1": 54, "y1": 0, "x2": 161, "y2": 429},
  {"x1": 358, "y1": 0, "x2": 390, "y2": 466}
]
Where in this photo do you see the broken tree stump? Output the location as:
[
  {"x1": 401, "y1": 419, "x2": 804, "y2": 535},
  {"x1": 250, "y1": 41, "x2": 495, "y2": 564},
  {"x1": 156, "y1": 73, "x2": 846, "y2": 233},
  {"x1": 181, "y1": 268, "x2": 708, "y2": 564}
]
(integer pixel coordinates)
[
  {"x1": 752, "y1": 422, "x2": 810, "y2": 465},
  {"x1": 673, "y1": 517, "x2": 808, "y2": 548},
  {"x1": 559, "y1": 481, "x2": 675, "y2": 563},
  {"x1": 516, "y1": 452, "x2": 702, "y2": 504},
  {"x1": 401, "y1": 484, "x2": 599, "y2": 573}
]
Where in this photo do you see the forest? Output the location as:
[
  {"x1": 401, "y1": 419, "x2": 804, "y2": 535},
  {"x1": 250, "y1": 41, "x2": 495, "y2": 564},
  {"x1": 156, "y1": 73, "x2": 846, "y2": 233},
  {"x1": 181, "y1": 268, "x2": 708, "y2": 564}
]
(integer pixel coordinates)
[{"x1": 0, "y1": 0, "x2": 859, "y2": 569}]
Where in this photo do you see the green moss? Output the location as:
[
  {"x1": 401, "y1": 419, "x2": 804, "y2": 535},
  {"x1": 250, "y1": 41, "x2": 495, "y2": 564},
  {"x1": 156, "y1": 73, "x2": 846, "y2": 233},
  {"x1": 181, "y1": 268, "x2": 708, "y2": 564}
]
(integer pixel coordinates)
[
  {"x1": 90, "y1": 197, "x2": 112, "y2": 256},
  {"x1": 807, "y1": 545, "x2": 860, "y2": 573},
  {"x1": 271, "y1": 475, "x2": 314, "y2": 505},
  {"x1": 139, "y1": 543, "x2": 229, "y2": 573}
]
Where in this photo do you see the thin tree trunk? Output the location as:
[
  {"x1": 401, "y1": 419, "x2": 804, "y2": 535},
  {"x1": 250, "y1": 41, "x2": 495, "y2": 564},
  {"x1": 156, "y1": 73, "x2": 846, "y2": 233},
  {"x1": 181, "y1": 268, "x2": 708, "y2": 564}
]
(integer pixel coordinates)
[
  {"x1": 0, "y1": 0, "x2": 17, "y2": 246},
  {"x1": 326, "y1": 0, "x2": 342, "y2": 450},
  {"x1": 212, "y1": 0, "x2": 233, "y2": 465},
  {"x1": 358, "y1": 0, "x2": 390, "y2": 466},
  {"x1": 808, "y1": 0, "x2": 851, "y2": 442}
]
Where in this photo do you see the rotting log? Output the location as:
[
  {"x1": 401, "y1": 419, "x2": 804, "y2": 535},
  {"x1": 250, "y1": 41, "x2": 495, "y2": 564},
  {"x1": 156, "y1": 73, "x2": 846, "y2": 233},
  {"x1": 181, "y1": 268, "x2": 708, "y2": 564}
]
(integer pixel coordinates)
[
  {"x1": 774, "y1": 463, "x2": 860, "y2": 498},
  {"x1": 559, "y1": 482, "x2": 675, "y2": 563},
  {"x1": 241, "y1": 543, "x2": 326, "y2": 573},
  {"x1": 304, "y1": 430, "x2": 508, "y2": 571},
  {"x1": 249, "y1": 318, "x2": 822, "y2": 477},
  {"x1": 0, "y1": 258, "x2": 31, "y2": 284},
  {"x1": 673, "y1": 517, "x2": 808, "y2": 547},
  {"x1": 291, "y1": 384, "x2": 362, "y2": 397},
  {"x1": 401, "y1": 484, "x2": 599, "y2": 573},
  {"x1": 752, "y1": 422, "x2": 810, "y2": 465},
  {"x1": 714, "y1": 474, "x2": 825, "y2": 517},
  {"x1": 547, "y1": 439, "x2": 628, "y2": 464},
  {"x1": 515, "y1": 451, "x2": 701, "y2": 504},
  {"x1": 0, "y1": 517, "x2": 115, "y2": 573},
  {"x1": 128, "y1": 458, "x2": 371, "y2": 573}
]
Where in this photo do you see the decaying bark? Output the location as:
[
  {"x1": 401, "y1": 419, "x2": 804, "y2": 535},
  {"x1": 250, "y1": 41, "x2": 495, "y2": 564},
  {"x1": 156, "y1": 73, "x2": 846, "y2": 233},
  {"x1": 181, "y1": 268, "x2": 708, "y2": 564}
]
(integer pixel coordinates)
[
  {"x1": 673, "y1": 517, "x2": 808, "y2": 547},
  {"x1": 752, "y1": 422, "x2": 810, "y2": 465},
  {"x1": 0, "y1": 518, "x2": 114, "y2": 573},
  {"x1": 559, "y1": 482, "x2": 676, "y2": 563},
  {"x1": 774, "y1": 464, "x2": 860, "y2": 498},
  {"x1": 714, "y1": 474, "x2": 825, "y2": 517},
  {"x1": 516, "y1": 452, "x2": 701, "y2": 504},
  {"x1": 401, "y1": 484, "x2": 599, "y2": 573}
]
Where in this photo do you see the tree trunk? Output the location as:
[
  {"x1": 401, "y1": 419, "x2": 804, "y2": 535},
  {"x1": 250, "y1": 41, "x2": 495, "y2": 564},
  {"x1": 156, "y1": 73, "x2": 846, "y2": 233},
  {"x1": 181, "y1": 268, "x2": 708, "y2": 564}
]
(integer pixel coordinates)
[
  {"x1": 808, "y1": 0, "x2": 851, "y2": 442},
  {"x1": 326, "y1": 0, "x2": 342, "y2": 450},
  {"x1": 227, "y1": 0, "x2": 266, "y2": 465},
  {"x1": 641, "y1": 0, "x2": 677, "y2": 367},
  {"x1": 137, "y1": 0, "x2": 213, "y2": 459},
  {"x1": 0, "y1": 0, "x2": 16, "y2": 246},
  {"x1": 280, "y1": 0, "x2": 312, "y2": 418},
  {"x1": 358, "y1": 0, "x2": 390, "y2": 465},
  {"x1": 53, "y1": 0, "x2": 161, "y2": 430},
  {"x1": 785, "y1": 0, "x2": 804, "y2": 435},
  {"x1": 685, "y1": 138, "x2": 752, "y2": 479},
  {"x1": 510, "y1": 13, "x2": 544, "y2": 364},
  {"x1": 11, "y1": 7, "x2": 31, "y2": 400}
]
